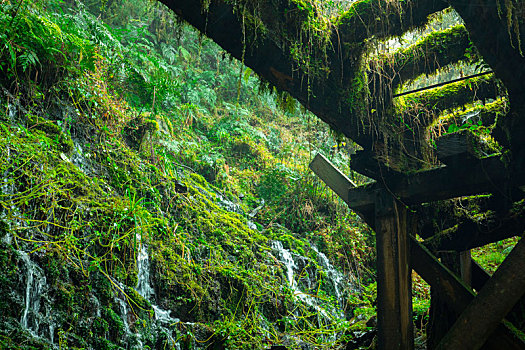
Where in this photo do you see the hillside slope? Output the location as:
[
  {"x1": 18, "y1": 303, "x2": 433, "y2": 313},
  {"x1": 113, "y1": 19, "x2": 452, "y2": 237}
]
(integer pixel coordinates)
[{"x1": 0, "y1": 0, "x2": 374, "y2": 349}]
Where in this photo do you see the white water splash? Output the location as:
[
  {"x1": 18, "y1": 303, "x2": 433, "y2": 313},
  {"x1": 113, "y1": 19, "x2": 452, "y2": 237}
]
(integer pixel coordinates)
[
  {"x1": 135, "y1": 244, "x2": 154, "y2": 300},
  {"x1": 271, "y1": 241, "x2": 297, "y2": 289},
  {"x1": 20, "y1": 252, "x2": 46, "y2": 335},
  {"x1": 311, "y1": 246, "x2": 346, "y2": 303},
  {"x1": 270, "y1": 241, "x2": 349, "y2": 321},
  {"x1": 133, "y1": 236, "x2": 180, "y2": 347}
]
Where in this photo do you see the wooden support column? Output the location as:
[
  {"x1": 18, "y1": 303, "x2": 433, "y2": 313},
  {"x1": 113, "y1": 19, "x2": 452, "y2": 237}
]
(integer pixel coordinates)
[
  {"x1": 460, "y1": 250, "x2": 472, "y2": 286},
  {"x1": 375, "y1": 188, "x2": 413, "y2": 350},
  {"x1": 436, "y1": 237, "x2": 525, "y2": 350}
]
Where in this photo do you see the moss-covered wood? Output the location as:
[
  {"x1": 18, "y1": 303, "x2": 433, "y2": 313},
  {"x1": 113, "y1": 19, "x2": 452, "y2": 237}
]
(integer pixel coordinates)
[
  {"x1": 370, "y1": 25, "x2": 479, "y2": 92},
  {"x1": 394, "y1": 74, "x2": 501, "y2": 130},
  {"x1": 448, "y1": 0, "x2": 525, "y2": 161}
]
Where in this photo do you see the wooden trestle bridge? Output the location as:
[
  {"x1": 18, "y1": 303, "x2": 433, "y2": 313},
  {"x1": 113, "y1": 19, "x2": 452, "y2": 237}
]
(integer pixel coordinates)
[
  {"x1": 164, "y1": 0, "x2": 525, "y2": 348},
  {"x1": 311, "y1": 150, "x2": 525, "y2": 350}
]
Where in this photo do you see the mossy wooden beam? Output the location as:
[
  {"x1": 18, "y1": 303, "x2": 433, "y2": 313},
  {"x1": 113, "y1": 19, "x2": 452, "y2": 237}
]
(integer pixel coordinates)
[
  {"x1": 423, "y1": 210, "x2": 524, "y2": 252},
  {"x1": 336, "y1": 0, "x2": 449, "y2": 44},
  {"x1": 160, "y1": 0, "x2": 448, "y2": 151},
  {"x1": 395, "y1": 73, "x2": 500, "y2": 128},
  {"x1": 448, "y1": 0, "x2": 525, "y2": 157},
  {"x1": 448, "y1": 0, "x2": 525, "y2": 102},
  {"x1": 421, "y1": 198, "x2": 525, "y2": 253},
  {"x1": 371, "y1": 25, "x2": 477, "y2": 90},
  {"x1": 436, "y1": 98, "x2": 508, "y2": 131}
]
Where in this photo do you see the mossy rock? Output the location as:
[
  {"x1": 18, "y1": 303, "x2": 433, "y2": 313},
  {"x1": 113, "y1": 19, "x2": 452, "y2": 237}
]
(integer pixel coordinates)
[{"x1": 26, "y1": 114, "x2": 74, "y2": 154}]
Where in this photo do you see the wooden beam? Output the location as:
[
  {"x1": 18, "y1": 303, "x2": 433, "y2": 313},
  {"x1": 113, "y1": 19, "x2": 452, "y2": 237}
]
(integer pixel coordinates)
[
  {"x1": 350, "y1": 150, "x2": 402, "y2": 180},
  {"x1": 309, "y1": 154, "x2": 356, "y2": 205},
  {"x1": 436, "y1": 237, "x2": 525, "y2": 350},
  {"x1": 460, "y1": 250, "x2": 472, "y2": 286},
  {"x1": 410, "y1": 238, "x2": 525, "y2": 350},
  {"x1": 310, "y1": 152, "x2": 413, "y2": 349},
  {"x1": 375, "y1": 189, "x2": 413, "y2": 350},
  {"x1": 423, "y1": 208, "x2": 525, "y2": 252},
  {"x1": 471, "y1": 260, "x2": 525, "y2": 336},
  {"x1": 347, "y1": 155, "x2": 524, "y2": 213},
  {"x1": 435, "y1": 130, "x2": 494, "y2": 166}
]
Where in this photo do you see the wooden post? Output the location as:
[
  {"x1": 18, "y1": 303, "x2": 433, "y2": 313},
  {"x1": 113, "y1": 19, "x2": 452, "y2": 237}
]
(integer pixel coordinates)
[
  {"x1": 375, "y1": 188, "x2": 413, "y2": 350},
  {"x1": 460, "y1": 250, "x2": 472, "y2": 286},
  {"x1": 436, "y1": 237, "x2": 525, "y2": 350}
]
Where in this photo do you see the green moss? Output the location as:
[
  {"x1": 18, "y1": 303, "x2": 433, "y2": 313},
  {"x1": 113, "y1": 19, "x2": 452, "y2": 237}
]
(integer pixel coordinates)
[
  {"x1": 123, "y1": 113, "x2": 159, "y2": 150},
  {"x1": 374, "y1": 25, "x2": 478, "y2": 88},
  {"x1": 26, "y1": 113, "x2": 74, "y2": 154},
  {"x1": 394, "y1": 73, "x2": 501, "y2": 132}
]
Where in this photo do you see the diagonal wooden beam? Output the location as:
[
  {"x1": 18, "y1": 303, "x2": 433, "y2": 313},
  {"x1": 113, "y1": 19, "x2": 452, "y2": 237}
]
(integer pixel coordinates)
[
  {"x1": 309, "y1": 154, "x2": 356, "y2": 205},
  {"x1": 472, "y1": 260, "x2": 525, "y2": 331},
  {"x1": 411, "y1": 239, "x2": 525, "y2": 350},
  {"x1": 436, "y1": 236, "x2": 525, "y2": 350}
]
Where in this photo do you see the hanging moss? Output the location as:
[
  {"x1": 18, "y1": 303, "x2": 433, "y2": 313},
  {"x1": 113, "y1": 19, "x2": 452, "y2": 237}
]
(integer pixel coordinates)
[
  {"x1": 371, "y1": 25, "x2": 480, "y2": 90},
  {"x1": 336, "y1": 0, "x2": 449, "y2": 43}
]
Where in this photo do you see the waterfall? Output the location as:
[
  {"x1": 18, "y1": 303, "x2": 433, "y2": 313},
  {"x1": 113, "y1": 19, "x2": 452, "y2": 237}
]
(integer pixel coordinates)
[
  {"x1": 271, "y1": 241, "x2": 297, "y2": 289},
  {"x1": 135, "y1": 244, "x2": 154, "y2": 300},
  {"x1": 19, "y1": 252, "x2": 46, "y2": 335},
  {"x1": 270, "y1": 240, "x2": 349, "y2": 321},
  {"x1": 311, "y1": 246, "x2": 346, "y2": 303},
  {"x1": 115, "y1": 292, "x2": 131, "y2": 334},
  {"x1": 132, "y1": 238, "x2": 180, "y2": 347}
]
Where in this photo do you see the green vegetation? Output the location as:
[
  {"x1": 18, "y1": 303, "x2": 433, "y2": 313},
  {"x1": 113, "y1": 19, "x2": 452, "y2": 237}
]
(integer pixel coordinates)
[
  {"x1": 0, "y1": 0, "x2": 519, "y2": 349},
  {"x1": 0, "y1": 0, "x2": 377, "y2": 348}
]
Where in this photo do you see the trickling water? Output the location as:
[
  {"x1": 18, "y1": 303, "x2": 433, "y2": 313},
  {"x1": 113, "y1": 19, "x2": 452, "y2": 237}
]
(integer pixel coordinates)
[
  {"x1": 270, "y1": 241, "x2": 349, "y2": 321},
  {"x1": 133, "y1": 236, "x2": 181, "y2": 347},
  {"x1": 116, "y1": 291, "x2": 131, "y2": 334},
  {"x1": 45, "y1": 304, "x2": 55, "y2": 345},
  {"x1": 216, "y1": 193, "x2": 243, "y2": 215},
  {"x1": 135, "y1": 244, "x2": 154, "y2": 300},
  {"x1": 271, "y1": 241, "x2": 297, "y2": 289},
  {"x1": 19, "y1": 252, "x2": 46, "y2": 335},
  {"x1": 311, "y1": 246, "x2": 346, "y2": 302}
]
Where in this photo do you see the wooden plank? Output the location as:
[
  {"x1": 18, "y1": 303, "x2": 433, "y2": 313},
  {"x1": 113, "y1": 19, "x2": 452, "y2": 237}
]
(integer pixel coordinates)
[
  {"x1": 472, "y1": 260, "x2": 525, "y2": 337},
  {"x1": 410, "y1": 238, "x2": 525, "y2": 350},
  {"x1": 347, "y1": 154, "x2": 525, "y2": 212},
  {"x1": 350, "y1": 150, "x2": 402, "y2": 180},
  {"x1": 410, "y1": 238, "x2": 475, "y2": 310},
  {"x1": 309, "y1": 153, "x2": 356, "y2": 204},
  {"x1": 375, "y1": 189, "x2": 413, "y2": 350},
  {"x1": 436, "y1": 237, "x2": 525, "y2": 350}
]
